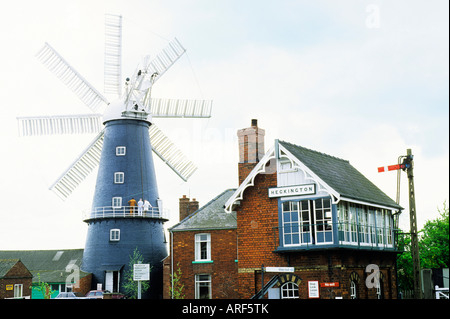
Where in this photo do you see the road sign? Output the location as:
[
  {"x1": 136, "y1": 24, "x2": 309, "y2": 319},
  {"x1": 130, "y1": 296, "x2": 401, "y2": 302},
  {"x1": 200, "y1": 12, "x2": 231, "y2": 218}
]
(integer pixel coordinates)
[
  {"x1": 320, "y1": 282, "x2": 339, "y2": 288},
  {"x1": 133, "y1": 263, "x2": 150, "y2": 281},
  {"x1": 264, "y1": 267, "x2": 295, "y2": 273}
]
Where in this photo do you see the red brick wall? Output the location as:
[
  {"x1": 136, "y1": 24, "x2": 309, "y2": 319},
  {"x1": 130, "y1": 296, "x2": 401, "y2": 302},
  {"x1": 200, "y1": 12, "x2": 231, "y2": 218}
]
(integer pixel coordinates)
[
  {"x1": 235, "y1": 170, "x2": 398, "y2": 299},
  {"x1": 236, "y1": 171, "x2": 282, "y2": 298},
  {"x1": 73, "y1": 273, "x2": 92, "y2": 296},
  {"x1": 167, "y1": 229, "x2": 238, "y2": 299}
]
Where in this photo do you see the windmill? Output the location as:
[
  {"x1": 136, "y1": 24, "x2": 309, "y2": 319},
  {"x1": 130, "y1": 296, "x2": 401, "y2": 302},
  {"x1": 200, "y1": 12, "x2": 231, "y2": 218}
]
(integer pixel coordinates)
[{"x1": 17, "y1": 14, "x2": 212, "y2": 298}]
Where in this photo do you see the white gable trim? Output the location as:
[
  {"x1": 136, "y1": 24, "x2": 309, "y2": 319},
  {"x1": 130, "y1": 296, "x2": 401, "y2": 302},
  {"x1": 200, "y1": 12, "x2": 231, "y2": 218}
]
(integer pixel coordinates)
[
  {"x1": 224, "y1": 145, "x2": 276, "y2": 213},
  {"x1": 224, "y1": 140, "x2": 342, "y2": 214},
  {"x1": 278, "y1": 142, "x2": 340, "y2": 204}
]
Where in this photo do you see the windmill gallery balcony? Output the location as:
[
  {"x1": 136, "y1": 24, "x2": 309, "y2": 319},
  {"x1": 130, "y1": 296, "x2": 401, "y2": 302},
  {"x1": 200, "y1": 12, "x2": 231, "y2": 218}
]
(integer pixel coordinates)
[{"x1": 82, "y1": 206, "x2": 168, "y2": 221}]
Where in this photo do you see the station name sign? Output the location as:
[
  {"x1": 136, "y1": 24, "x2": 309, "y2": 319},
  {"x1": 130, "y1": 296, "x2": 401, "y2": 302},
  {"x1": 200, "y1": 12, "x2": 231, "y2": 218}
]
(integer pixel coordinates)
[{"x1": 268, "y1": 184, "x2": 316, "y2": 198}]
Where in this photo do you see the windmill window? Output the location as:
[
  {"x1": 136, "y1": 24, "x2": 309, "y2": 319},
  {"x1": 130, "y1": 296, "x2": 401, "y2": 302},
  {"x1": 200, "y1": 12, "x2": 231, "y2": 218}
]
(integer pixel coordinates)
[
  {"x1": 116, "y1": 146, "x2": 126, "y2": 156},
  {"x1": 110, "y1": 229, "x2": 120, "y2": 241},
  {"x1": 112, "y1": 197, "x2": 122, "y2": 208},
  {"x1": 114, "y1": 172, "x2": 124, "y2": 184}
]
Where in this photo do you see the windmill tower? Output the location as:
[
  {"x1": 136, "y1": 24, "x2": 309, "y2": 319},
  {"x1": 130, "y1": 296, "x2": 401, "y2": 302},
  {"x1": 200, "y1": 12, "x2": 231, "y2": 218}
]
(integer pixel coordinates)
[{"x1": 17, "y1": 14, "x2": 212, "y2": 298}]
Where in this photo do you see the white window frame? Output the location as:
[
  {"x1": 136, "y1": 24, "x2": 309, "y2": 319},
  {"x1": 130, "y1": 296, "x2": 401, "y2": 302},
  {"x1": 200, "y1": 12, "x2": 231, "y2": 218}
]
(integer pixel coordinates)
[
  {"x1": 14, "y1": 284, "x2": 23, "y2": 298},
  {"x1": 195, "y1": 274, "x2": 211, "y2": 299},
  {"x1": 313, "y1": 198, "x2": 333, "y2": 245},
  {"x1": 368, "y1": 209, "x2": 377, "y2": 245},
  {"x1": 338, "y1": 202, "x2": 358, "y2": 246},
  {"x1": 114, "y1": 172, "x2": 124, "y2": 184},
  {"x1": 350, "y1": 281, "x2": 357, "y2": 299},
  {"x1": 110, "y1": 229, "x2": 120, "y2": 241},
  {"x1": 385, "y1": 211, "x2": 393, "y2": 246},
  {"x1": 281, "y1": 282, "x2": 299, "y2": 299},
  {"x1": 112, "y1": 197, "x2": 122, "y2": 208},
  {"x1": 279, "y1": 160, "x2": 295, "y2": 172},
  {"x1": 282, "y1": 200, "x2": 313, "y2": 247},
  {"x1": 116, "y1": 146, "x2": 126, "y2": 156},
  {"x1": 358, "y1": 206, "x2": 373, "y2": 247},
  {"x1": 282, "y1": 198, "x2": 334, "y2": 247},
  {"x1": 282, "y1": 201, "x2": 303, "y2": 246},
  {"x1": 376, "y1": 209, "x2": 385, "y2": 246},
  {"x1": 195, "y1": 233, "x2": 211, "y2": 261}
]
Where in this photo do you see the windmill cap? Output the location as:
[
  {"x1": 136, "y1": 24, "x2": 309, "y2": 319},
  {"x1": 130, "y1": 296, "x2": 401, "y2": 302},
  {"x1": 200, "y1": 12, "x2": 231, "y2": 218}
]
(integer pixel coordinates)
[
  {"x1": 102, "y1": 99, "x2": 151, "y2": 123},
  {"x1": 102, "y1": 100, "x2": 126, "y2": 123}
]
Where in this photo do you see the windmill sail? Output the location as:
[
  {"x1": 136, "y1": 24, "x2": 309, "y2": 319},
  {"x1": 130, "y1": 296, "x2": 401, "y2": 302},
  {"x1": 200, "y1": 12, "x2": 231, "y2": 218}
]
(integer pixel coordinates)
[
  {"x1": 149, "y1": 124, "x2": 197, "y2": 181},
  {"x1": 17, "y1": 114, "x2": 102, "y2": 136},
  {"x1": 36, "y1": 43, "x2": 109, "y2": 112},
  {"x1": 104, "y1": 14, "x2": 122, "y2": 97},
  {"x1": 50, "y1": 130, "x2": 105, "y2": 199},
  {"x1": 22, "y1": 21, "x2": 210, "y2": 200},
  {"x1": 149, "y1": 98, "x2": 212, "y2": 118},
  {"x1": 124, "y1": 38, "x2": 186, "y2": 113},
  {"x1": 145, "y1": 38, "x2": 186, "y2": 83}
]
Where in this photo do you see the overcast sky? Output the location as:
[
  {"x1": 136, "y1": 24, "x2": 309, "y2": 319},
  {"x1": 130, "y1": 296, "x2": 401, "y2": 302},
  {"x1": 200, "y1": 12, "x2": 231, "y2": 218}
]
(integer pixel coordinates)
[{"x1": 0, "y1": 0, "x2": 448, "y2": 250}]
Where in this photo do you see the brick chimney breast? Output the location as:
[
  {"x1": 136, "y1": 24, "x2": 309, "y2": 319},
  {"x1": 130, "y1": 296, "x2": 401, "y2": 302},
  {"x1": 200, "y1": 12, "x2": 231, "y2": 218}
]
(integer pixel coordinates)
[
  {"x1": 237, "y1": 119, "x2": 265, "y2": 184},
  {"x1": 179, "y1": 195, "x2": 200, "y2": 221}
]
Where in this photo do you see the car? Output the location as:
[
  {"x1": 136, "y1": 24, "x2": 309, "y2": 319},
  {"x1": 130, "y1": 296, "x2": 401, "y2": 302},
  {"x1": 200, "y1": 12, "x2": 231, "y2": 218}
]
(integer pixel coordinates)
[
  {"x1": 54, "y1": 292, "x2": 85, "y2": 299},
  {"x1": 85, "y1": 290, "x2": 110, "y2": 299}
]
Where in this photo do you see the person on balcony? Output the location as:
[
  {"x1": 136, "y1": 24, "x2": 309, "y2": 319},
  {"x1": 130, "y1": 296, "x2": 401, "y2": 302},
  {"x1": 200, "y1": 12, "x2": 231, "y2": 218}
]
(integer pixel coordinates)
[
  {"x1": 128, "y1": 198, "x2": 137, "y2": 215},
  {"x1": 138, "y1": 198, "x2": 144, "y2": 216},
  {"x1": 143, "y1": 199, "x2": 151, "y2": 215}
]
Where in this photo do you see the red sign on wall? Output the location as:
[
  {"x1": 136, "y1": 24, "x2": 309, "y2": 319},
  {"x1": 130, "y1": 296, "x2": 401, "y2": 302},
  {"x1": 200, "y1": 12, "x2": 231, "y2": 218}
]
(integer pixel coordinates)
[{"x1": 320, "y1": 282, "x2": 339, "y2": 288}]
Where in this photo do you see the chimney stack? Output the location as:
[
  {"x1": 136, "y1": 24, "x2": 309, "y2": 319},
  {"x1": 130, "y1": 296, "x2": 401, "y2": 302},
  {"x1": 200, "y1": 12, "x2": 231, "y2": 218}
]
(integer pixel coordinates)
[
  {"x1": 179, "y1": 195, "x2": 200, "y2": 221},
  {"x1": 237, "y1": 119, "x2": 265, "y2": 184}
]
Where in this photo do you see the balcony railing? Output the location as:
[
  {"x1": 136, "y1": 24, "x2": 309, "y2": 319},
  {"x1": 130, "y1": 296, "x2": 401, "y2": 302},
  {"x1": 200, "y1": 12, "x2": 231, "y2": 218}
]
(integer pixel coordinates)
[{"x1": 83, "y1": 206, "x2": 168, "y2": 221}]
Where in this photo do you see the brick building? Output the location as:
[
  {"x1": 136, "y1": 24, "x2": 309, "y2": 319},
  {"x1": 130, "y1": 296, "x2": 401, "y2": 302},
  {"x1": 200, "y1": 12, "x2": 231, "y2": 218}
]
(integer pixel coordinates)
[
  {"x1": 166, "y1": 120, "x2": 402, "y2": 299},
  {"x1": 165, "y1": 190, "x2": 238, "y2": 299},
  {"x1": 0, "y1": 259, "x2": 32, "y2": 299}
]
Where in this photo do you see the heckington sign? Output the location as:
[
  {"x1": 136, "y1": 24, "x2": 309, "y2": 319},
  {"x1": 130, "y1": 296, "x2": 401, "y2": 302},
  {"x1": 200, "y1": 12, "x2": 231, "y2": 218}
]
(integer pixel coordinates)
[{"x1": 268, "y1": 184, "x2": 316, "y2": 198}]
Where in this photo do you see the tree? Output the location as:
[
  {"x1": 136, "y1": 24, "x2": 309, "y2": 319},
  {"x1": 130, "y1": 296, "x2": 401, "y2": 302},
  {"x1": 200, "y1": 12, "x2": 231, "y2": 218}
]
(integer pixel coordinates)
[
  {"x1": 122, "y1": 248, "x2": 151, "y2": 299},
  {"x1": 169, "y1": 262, "x2": 185, "y2": 299},
  {"x1": 397, "y1": 233, "x2": 414, "y2": 291},
  {"x1": 419, "y1": 202, "x2": 449, "y2": 268},
  {"x1": 397, "y1": 202, "x2": 449, "y2": 293},
  {"x1": 32, "y1": 273, "x2": 55, "y2": 299}
]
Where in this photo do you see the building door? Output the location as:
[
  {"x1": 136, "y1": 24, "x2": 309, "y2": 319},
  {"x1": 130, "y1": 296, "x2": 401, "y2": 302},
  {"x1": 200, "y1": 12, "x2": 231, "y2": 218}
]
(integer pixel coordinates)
[{"x1": 105, "y1": 271, "x2": 120, "y2": 292}]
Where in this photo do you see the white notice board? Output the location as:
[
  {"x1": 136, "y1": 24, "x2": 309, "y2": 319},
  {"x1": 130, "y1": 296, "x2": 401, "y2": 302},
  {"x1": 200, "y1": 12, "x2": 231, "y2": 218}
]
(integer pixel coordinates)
[
  {"x1": 133, "y1": 264, "x2": 150, "y2": 281},
  {"x1": 308, "y1": 281, "x2": 320, "y2": 298}
]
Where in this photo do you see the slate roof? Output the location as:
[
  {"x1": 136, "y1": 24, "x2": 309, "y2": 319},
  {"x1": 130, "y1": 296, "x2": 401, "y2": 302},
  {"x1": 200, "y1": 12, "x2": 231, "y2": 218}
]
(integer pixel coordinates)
[
  {"x1": 0, "y1": 249, "x2": 89, "y2": 283},
  {"x1": 279, "y1": 140, "x2": 402, "y2": 209},
  {"x1": 170, "y1": 189, "x2": 237, "y2": 232},
  {"x1": 0, "y1": 259, "x2": 19, "y2": 278}
]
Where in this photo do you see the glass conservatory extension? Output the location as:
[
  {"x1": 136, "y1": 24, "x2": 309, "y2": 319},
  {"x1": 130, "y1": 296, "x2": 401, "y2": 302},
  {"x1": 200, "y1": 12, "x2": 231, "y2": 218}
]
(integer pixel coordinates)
[{"x1": 277, "y1": 197, "x2": 397, "y2": 251}]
